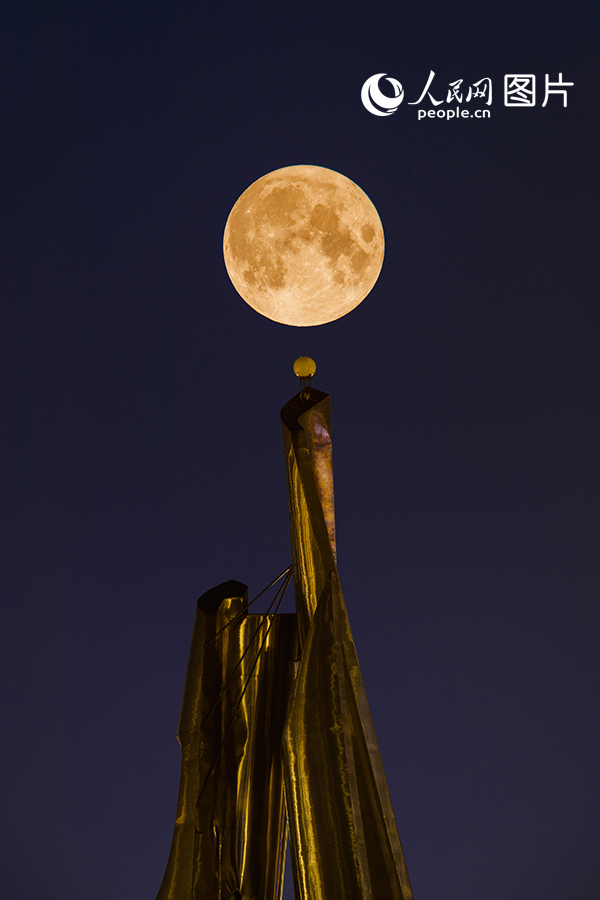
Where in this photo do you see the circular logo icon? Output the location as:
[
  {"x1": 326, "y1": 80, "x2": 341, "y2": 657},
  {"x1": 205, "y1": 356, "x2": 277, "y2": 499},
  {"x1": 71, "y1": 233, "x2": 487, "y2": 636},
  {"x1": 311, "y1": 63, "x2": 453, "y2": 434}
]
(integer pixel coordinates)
[{"x1": 361, "y1": 73, "x2": 404, "y2": 116}]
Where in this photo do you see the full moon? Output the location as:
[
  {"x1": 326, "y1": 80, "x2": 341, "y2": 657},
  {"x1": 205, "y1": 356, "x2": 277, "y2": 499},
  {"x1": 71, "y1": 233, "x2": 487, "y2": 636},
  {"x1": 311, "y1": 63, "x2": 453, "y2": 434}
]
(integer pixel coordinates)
[{"x1": 223, "y1": 165, "x2": 384, "y2": 327}]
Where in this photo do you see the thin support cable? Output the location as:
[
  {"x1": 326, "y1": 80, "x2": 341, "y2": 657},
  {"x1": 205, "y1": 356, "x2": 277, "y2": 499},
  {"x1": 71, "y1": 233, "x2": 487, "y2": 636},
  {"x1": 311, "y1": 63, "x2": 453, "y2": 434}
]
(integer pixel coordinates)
[{"x1": 203, "y1": 564, "x2": 292, "y2": 647}]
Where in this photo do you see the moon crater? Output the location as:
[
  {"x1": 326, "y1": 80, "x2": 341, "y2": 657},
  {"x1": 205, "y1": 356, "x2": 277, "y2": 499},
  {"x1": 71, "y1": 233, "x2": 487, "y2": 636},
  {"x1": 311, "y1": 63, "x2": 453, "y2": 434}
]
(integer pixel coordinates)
[{"x1": 223, "y1": 166, "x2": 384, "y2": 326}]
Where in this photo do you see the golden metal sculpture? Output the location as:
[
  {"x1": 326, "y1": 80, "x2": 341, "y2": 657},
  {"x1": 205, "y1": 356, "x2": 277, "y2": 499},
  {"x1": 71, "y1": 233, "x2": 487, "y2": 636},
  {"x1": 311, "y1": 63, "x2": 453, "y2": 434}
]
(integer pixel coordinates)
[
  {"x1": 155, "y1": 579, "x2": 297, "y2": 900},
  {"x1": 155, "y1": 363, "x2": 414, "y2": 900}
]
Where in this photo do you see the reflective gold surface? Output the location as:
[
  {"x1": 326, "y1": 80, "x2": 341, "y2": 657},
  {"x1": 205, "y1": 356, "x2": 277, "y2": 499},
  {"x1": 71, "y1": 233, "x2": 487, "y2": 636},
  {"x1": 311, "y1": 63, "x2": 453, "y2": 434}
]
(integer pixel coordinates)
[
  {"x1": 281, "y1": 389, "x2": 337, "y2": 650},
  {"x1": 292, "y1": 356, "x2": 316, "y2": 378},
  {"x1": 281, "y1": 390, "x2": 414, "y2": 900},
  {"x1": 155, "y1": 580, "x2": 297, "y2": 900}
]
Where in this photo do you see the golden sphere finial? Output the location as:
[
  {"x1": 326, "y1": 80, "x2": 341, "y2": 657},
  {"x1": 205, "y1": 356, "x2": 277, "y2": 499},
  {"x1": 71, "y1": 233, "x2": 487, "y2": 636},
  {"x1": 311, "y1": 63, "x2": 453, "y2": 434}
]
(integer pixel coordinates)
[{"x1": 293, "y1": 356, "x2": 317, "y2": 379}]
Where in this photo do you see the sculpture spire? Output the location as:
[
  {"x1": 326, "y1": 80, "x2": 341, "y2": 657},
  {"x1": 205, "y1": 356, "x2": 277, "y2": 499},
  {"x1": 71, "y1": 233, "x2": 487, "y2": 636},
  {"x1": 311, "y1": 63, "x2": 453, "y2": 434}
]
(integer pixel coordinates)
[{"x1": 154, "y1": 366, "x2": 414, "y2": 900}]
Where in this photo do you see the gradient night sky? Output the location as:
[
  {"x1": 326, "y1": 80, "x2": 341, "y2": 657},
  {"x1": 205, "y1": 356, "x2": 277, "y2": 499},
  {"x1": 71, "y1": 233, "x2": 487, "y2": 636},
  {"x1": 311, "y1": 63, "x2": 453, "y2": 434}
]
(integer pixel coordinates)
[{"x1": 1, "y1": 2, "x2": 598, "y2": 898}]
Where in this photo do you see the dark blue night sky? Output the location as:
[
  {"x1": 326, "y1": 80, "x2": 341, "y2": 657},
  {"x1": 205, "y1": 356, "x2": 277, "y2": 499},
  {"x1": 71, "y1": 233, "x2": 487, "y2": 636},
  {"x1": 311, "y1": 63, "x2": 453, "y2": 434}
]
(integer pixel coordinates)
[{"x1": 1, "y1": 1, "x2": 598, "y2": 898}]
